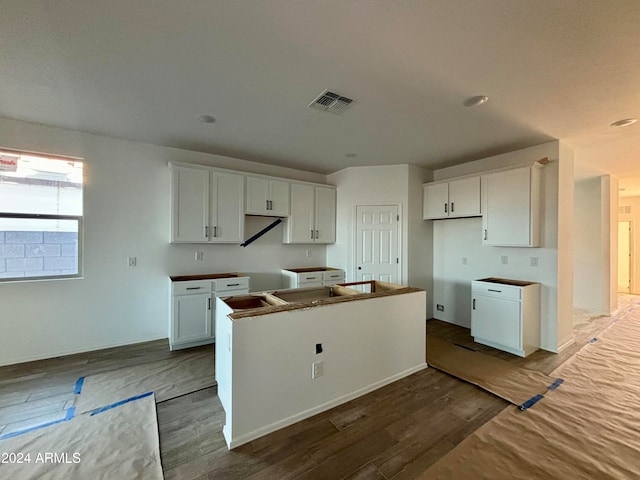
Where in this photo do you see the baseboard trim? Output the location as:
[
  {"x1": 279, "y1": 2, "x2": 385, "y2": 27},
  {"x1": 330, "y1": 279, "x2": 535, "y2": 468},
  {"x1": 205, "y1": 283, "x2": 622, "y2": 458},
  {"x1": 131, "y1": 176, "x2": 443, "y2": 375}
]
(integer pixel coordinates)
[
  {"x1": 0, "y1": 335, "x2": 169, "y2": 367},
  {"x1": 225, "y1": 362, "x2": 429, "y2": 449}
]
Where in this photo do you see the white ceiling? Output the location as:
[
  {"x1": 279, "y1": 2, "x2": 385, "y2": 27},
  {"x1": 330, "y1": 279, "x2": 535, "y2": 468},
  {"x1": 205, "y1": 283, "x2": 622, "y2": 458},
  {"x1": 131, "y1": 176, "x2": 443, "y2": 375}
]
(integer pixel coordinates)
[{"x1": 1, "y1": 1, "x2": 640, "y2": 184}]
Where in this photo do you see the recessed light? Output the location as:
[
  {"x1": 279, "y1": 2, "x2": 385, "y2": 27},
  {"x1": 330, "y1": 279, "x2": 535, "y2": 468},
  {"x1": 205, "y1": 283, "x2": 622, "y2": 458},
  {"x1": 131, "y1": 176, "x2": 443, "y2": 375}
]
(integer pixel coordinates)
[
  {"x1": 197, "y1": 114, "x2": 216, "y2": 123},
  {"x1": 610, "y1": 118, "x2": 637, "y2": 127},
  {"x1": 463, "y1": 95, "x2": 489, "y2": 107},
  {"x1": 345, "y1": 153, "x2": 358, "y2": 158}
]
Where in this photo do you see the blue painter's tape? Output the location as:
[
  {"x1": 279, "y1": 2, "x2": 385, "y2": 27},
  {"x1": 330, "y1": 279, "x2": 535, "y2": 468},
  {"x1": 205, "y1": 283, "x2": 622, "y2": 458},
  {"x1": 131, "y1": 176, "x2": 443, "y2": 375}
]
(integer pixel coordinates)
[
  {"x1": 74, "y1": 376, "x2": 85, "y2": 394},
  {"x1": 0, "y1": 407, "x2": 76, "y2": 441},
  {"x1": 548, "y1": 378, "x2": 564, "y2": 391},
  {"x1": 89, "y1": 392, "x2": 153, "y2": 416},
  {"x1": 519, "y1": 394, "x2": 544, "y2": 411},
  {"x1": 589, "y1": 338, "x2": 598, "y2": 343}
]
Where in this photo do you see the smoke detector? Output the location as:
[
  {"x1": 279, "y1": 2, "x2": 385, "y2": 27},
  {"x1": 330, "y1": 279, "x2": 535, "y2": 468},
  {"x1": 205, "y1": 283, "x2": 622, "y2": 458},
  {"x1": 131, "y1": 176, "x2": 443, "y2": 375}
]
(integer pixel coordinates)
[{"x1": 309, "y1": 90, "x2": 354, "y2": 115}]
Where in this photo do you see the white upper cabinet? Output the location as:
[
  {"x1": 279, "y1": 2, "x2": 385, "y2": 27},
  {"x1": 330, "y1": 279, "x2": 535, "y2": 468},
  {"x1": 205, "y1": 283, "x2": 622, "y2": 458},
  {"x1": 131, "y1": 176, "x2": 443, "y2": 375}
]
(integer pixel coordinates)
[
  {"x1": 283, "y1": 184, "x2": 336, "y2": 244},
  {"x1": 211, "y1": 172, "x2": 245, "y2": 242},
  {"x1": 423, "y1": 176, "x2": 480, "y2": 219},
  {"x1": 245, "y1": 176, "x2": 290, "y2": 217},
  {"x1": 171, "y1": 165, "x2": 244, "y2": 243},
  {"x1": 314, "y1": 186, "x2": 336, "y2": 244},
  {"x1": 172, "y1": 165, "x2": 210, "y2": 242},
  {"x1": 481, "y1": 165, "x2": 541, "y2": 247}
]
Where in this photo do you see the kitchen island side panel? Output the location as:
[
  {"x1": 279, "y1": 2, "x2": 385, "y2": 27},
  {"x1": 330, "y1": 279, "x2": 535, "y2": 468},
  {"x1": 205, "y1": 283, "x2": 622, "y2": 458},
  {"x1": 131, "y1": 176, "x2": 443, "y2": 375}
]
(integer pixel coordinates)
[{"x1": 219, "y1": 290, "x2": 427, "y2": 448}]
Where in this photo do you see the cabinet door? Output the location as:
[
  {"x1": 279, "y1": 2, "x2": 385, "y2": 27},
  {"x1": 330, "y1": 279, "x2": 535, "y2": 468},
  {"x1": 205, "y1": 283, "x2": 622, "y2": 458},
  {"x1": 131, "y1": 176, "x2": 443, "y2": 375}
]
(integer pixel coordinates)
[
  {"x1": 423, "y1": 183, "x2": 449, "y2": 219},
  {"x1": 471, "y1": 295, "x2": 521, "y2": 350},
  {"x1": 314, "y1": 186, "x2": 336, "y2": 244},
  {"x1": 171, "y1": 166, "x2": 210, "y2": 242},
  {"x1": 172, "y1": 293, "x2": 212, "y2": 345},
  {"x1": 284, "y1": 183, "x2": 315, "y2": 243},
  {"x1": 212, "y1": 172, "x2": 244, "y2": 243},
  {"x1": 482, "y1": 167, "x2": 534, "y2": 246},
  {"x1": 268, "y1": 180, "x2": 290, "y2": 216},
  {"x1": 245, "y1": 176, "x2": 270, "y2": 215},
  {"x1": 449, "y1": 177, "x2": 480, "y2": 217}
]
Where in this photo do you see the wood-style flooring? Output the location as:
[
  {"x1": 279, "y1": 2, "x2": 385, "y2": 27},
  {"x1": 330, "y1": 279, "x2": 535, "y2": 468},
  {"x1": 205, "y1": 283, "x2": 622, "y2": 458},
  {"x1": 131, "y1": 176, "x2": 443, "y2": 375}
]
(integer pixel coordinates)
[{"x1": 0, "y1": 300, "x2": 629, "y2": 479}]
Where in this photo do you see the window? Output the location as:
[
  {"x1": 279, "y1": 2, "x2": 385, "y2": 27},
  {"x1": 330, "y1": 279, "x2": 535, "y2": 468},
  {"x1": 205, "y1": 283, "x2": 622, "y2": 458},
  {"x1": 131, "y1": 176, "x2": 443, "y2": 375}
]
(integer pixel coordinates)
[{"x1": 0, "y1": 150, "x2": 83, "y2": 281}]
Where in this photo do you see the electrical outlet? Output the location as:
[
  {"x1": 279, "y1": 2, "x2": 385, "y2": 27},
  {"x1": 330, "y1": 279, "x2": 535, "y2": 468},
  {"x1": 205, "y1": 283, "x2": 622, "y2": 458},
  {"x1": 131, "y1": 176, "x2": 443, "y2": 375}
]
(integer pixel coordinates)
[
  {"x1": 436, "y1": 304, "x2": 445, "y2": 312},
  {"x1": 312, "y1": 361, "x2": 323, "y2": 379},
  {"x1": 127, "y1": 257, "x2": 137, "y2": 267},
  {"x1": 195, "y1": 251, "x2": 204, "y2": 261},
  {"x1": 530, "y1": 257, "x2": 539, "y2": 267},
  {"x1": 461, "y1": 257, "x2": 468, "y2": 265},
  {"x1": 501, "y1": 255, "x2": 509, "y2": 265}
]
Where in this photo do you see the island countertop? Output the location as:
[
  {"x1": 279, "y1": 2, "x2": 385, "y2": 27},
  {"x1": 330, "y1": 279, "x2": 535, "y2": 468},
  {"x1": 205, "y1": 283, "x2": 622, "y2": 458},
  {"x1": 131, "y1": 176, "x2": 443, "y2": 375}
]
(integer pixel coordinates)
[{"x1": 220, "y1": 280, "x2": 423, "y2": 319}]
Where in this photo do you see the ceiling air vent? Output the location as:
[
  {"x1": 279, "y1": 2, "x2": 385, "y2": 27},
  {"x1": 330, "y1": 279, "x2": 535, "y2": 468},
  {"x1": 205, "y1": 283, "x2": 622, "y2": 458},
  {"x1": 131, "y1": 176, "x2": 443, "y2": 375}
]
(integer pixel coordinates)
[{"x1": 309, "y1": 90, "x2": 354, "y2": 115}]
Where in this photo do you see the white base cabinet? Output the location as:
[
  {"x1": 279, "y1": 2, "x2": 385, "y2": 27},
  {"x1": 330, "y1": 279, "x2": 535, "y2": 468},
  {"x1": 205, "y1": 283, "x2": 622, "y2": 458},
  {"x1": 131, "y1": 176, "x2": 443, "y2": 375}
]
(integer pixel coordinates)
[
  {"x1": 170, "y1": 275, "x2": 249, "y2": 350},
  {"x1": 282, "y1": 268, "x2": 345, "y2": 288},
  {"x1": 471, "y1": 278, "x2": 541, "y2": 357}
]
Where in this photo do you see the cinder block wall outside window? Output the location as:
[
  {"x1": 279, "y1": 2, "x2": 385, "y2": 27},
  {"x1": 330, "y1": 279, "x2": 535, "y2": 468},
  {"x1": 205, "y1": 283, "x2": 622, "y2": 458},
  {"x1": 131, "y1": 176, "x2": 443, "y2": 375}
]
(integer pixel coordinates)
[{"x1": 0, "y1": 231, "x2": 79, "y2": 278}]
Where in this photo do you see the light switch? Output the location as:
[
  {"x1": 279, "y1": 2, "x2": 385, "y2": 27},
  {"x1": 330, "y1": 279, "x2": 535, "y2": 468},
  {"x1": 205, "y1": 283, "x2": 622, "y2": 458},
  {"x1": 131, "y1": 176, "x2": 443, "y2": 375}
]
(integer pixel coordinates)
[{"x1": 127, "y1": 257, "x2": 137, "y2": 267}]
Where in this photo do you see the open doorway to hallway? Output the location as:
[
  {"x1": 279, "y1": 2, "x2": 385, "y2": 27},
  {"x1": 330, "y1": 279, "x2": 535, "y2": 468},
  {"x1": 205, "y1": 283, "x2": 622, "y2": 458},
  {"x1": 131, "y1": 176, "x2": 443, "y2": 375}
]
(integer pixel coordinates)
[{"x1": 618, "y1": 220, "x2": 632, "y2": 293}]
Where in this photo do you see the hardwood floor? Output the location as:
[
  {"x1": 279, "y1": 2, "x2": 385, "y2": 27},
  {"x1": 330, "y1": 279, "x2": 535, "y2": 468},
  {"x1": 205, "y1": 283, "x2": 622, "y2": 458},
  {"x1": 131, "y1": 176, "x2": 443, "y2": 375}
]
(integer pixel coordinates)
[{"x1": 0, "y1": 300, "x2": 630, "y2": 479}]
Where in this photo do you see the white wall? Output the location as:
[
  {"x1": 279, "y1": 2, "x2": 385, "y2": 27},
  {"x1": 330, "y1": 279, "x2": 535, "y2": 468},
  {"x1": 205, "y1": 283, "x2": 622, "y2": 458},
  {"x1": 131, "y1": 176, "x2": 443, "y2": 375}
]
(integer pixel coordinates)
[
  {"x1": 573, "y1": 178, "x2": 605, "y2": 311},
  {"x1": 431, "y1": 141, "x2": 574, "y2": 352},
  {"x1": 0, "y1": 116, "x2": 331, "y2": 366},
  {"x1": 326, "y1": 164, "x2": 433, "y2": 313}
]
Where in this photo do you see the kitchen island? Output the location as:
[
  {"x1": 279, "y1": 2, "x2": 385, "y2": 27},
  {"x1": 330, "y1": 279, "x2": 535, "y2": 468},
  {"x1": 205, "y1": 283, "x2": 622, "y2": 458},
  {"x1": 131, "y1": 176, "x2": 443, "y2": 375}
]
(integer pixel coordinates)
[{"x1": 215, "y1": 281, "x2": 427, "y2": 449}]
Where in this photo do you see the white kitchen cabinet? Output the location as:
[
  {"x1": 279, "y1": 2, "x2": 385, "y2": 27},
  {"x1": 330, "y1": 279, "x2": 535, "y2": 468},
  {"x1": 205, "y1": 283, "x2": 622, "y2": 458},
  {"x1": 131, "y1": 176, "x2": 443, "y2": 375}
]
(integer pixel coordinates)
[
  {"x1": 283, "y1": 184, "x2": 336, "y2": 244},
  {"x1": 423, "y1": 176, "x2": 480, "y2": 220},
  {"x1": 471, "y1": 278, "x2": 541, "y2": 357},
  {"x1": 171, "y1": 165, "x2": 245, "y2": 243},
  {"x1": 481, "y1": 165, "x2": 541, "y2": 247},
  {"x1": 245, "y1": 176, "x2": 290, "y2": 217},
  {"x1": 170, "y1": 275, "x2": 250, "y2": 350},
  {"x1": 282, "y1": 268, "x2": 345, "y2": 288}
]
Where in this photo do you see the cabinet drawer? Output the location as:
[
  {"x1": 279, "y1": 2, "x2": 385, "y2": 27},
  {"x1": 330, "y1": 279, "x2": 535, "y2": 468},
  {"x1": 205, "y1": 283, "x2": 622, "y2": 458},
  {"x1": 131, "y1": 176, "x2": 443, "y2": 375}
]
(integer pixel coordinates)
[
  {"x1": 298, "y1": 272, "x2": 323, "y2": 284},
  {"x1": 172, "y1": 280, "x2": 212, "y2": 295},
  {"x1": 472, "y1": 281, "x2": 521, "y2": 301},
  {"x1": 213, "y1": 277, "x2": 250, "y2": 292},
  {"x1": 323, "y1": 270, "x2": 345, "y2": 282}
]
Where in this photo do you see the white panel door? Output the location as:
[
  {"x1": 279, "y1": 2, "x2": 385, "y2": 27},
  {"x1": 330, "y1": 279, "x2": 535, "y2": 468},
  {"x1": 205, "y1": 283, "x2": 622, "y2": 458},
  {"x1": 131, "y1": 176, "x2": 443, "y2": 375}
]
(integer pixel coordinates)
[
  {"x1": 212, "y1": 172, "x2": 245, "y2": 243},
  {"x1": 172, "y1": 166, "x2": 209, "y2": 242},
  {"x1": 355, "y1": 205, "x2": 400, "y2": 284}
]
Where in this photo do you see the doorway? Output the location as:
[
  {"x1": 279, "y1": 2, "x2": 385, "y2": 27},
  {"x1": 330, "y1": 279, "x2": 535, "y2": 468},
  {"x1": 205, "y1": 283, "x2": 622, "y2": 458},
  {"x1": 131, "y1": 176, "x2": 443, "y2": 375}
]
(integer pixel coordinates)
[
  {"x1": 618, "y1": 220, "x2": 632, "y2": 293},
  {"x1": 354, "y1": 204, "x2": 401, "y2": 286}
]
